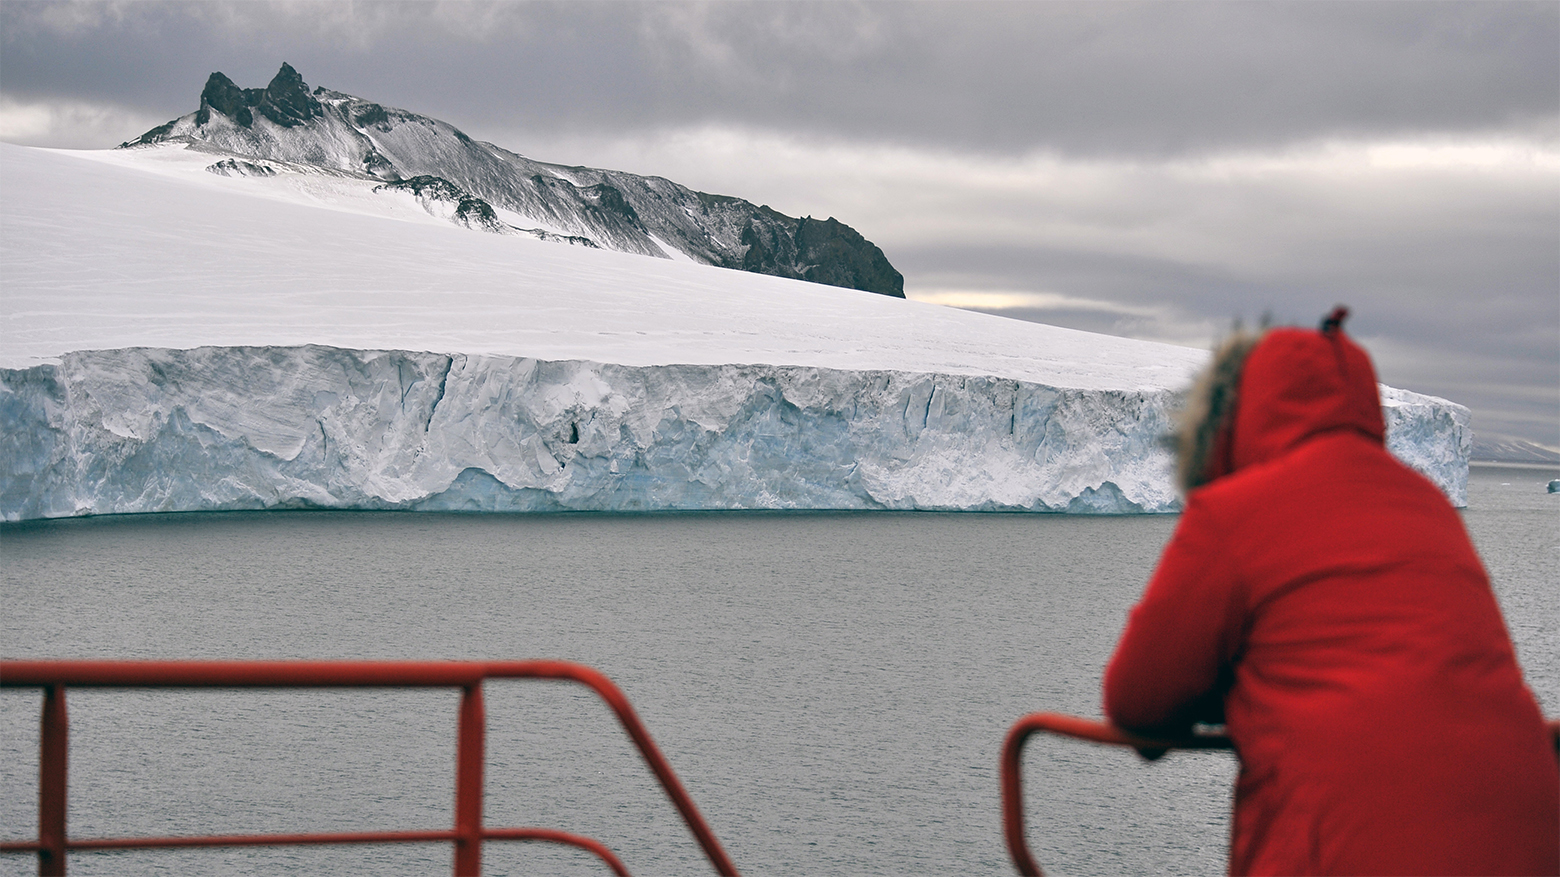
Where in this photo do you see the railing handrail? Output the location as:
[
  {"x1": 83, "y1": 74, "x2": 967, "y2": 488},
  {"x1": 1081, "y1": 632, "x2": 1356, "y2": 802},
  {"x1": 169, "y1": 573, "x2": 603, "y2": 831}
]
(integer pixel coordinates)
[
  {"x1": 1000, "y1": 711, "x2": 1560, "y2": 877},
  {"x1": 0, "y1": 659, "x2": 738, "y2": 877},
  {"x1": 1000, "y1": 712, "x2": 1232, "y2": 877}
]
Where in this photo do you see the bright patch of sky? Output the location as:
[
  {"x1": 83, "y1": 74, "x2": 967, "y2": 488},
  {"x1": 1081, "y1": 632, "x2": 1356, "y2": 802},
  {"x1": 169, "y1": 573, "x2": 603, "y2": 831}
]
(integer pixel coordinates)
[{"x1": 0, "y1": 95, "x2": 162, "y2": 148}]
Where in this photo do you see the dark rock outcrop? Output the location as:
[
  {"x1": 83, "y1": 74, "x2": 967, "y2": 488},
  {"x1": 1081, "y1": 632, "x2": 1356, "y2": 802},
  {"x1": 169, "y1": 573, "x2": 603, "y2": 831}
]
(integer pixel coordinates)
[
  {"x1": 732, "y1": 208, "x2": 903, "y2": 296},
  {"x1": 375, "y1": 175, "x2": 508, "y2": 234},
  {"x1": 206, "y1": 158, "x2": 277, "y2": 178},
  {"x1": 254, "y1": 62, "x2": 321, "y2": 127},
  {"x1": 196, "y1": 72, "x2": 251, "y2": 127}
]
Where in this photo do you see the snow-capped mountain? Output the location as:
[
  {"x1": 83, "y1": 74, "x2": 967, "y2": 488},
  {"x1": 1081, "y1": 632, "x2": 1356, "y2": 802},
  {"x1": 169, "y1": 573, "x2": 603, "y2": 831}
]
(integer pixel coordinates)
[
  {"x1": 123, "y1": 63, "x2": 904, "y2": 297},
  {"x1": 0, "y1": 143, "x2": 1471, "y2": 520}
]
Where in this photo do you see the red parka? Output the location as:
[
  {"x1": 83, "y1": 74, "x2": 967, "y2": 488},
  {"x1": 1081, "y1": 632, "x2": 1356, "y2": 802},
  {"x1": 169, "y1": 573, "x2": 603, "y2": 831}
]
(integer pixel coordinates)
[{"x1": 1103, "y1": 325, "x2": 1559, "y2": 875}]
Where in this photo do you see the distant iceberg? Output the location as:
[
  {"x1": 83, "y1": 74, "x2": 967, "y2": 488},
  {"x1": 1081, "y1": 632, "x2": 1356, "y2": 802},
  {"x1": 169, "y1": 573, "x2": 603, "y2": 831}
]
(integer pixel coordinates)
[{"x1": 0, "y1": 345, "x2": 1469, "y2": 521}]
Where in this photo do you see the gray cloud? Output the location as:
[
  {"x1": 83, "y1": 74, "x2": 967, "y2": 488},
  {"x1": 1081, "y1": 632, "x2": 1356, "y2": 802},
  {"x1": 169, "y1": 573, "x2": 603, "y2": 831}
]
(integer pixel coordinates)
[
  {"x1": 3, "y1": 1, "x2": 1555, "y2": 156},
  {"x1": 2, "y1": 1, "x2": 1556, "y2": 450}
]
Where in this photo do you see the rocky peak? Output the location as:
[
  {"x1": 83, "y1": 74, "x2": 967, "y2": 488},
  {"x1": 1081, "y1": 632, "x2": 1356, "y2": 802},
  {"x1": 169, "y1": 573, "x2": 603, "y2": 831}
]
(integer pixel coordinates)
[
  {"x1": 197, "y1": 72, "x2": 252, "y2": 126},
  {"x1": 256, "y1": 62, "x2": 321, "y2": 127},
  {"x1": 188, "y1": 63, "x2": 321, "y2": 129}
]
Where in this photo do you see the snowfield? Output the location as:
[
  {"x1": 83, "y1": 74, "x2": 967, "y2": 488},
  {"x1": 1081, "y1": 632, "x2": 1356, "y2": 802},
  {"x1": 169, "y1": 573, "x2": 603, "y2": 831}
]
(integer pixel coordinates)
[{"x1": 0, "y1": 143, "x2": 1470, "y2": 519}]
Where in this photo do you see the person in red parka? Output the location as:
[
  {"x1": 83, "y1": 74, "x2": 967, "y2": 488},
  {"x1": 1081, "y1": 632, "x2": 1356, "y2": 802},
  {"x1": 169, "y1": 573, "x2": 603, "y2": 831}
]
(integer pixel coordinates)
[{"x1": 1103, "y1": 308, "x2": 1559, "y2": 876}]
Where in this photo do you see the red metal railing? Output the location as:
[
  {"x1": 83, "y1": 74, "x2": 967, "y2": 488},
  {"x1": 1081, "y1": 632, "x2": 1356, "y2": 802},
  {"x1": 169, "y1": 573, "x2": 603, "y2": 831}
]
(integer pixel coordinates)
[
  {"x1": 1000, "y1": 712, "x2": 1560, "y2": 877},
  {"x1": 0, "y1": 659, "x2": 739, "y2": 877}
]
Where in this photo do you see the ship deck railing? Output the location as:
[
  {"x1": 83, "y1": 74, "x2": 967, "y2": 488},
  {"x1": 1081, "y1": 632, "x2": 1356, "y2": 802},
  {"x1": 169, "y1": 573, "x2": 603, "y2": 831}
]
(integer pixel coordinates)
[
  {"x1": 7, "y1": 659, "x2": 1556, "y2": 877},
  {"x1": 0, "y1": 659, "x2": 739, "y2": 877}
]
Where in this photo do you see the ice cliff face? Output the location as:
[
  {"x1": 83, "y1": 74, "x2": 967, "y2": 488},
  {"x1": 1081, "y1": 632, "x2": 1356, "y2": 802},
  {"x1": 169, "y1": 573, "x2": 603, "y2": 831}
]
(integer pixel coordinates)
[
  {"x1": 0, "y1": 346, "x2": 1469, "y2": 521},
  {"x1": 123, "y1": 63, "x2": 904, "y2": 297},
  {"x1": 1379, "y1": 386, "x2": 1473, "y2": 490}
]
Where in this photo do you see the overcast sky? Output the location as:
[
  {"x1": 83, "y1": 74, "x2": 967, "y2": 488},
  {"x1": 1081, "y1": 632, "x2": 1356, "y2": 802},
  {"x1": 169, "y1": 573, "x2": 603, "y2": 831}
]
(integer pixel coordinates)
[{"x1": 3, "y1": 1, "x2": 1556, "y2": 450}]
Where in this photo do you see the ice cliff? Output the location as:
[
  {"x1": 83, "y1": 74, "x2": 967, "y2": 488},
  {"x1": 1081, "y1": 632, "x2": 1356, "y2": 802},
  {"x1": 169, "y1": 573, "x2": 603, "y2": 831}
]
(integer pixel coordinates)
[{"x1": 0, "y1": 346, "x2": 1469, "y2": 521}]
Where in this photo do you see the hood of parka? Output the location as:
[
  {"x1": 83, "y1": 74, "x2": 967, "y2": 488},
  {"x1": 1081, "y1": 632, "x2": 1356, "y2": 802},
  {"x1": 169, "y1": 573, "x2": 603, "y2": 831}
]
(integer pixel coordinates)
[
  {"x1": 1175, "y1": 318, "x2": 1386, "y2": 493},
  {"x1": 1230, "y1": 325, "x2": 1385, "y2": 473}
]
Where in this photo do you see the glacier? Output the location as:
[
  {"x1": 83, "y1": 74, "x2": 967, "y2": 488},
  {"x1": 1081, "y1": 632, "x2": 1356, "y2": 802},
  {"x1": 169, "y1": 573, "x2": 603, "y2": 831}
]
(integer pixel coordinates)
[{"x1": 0, "y1": 143, "x2": 1471, "y2": 520}]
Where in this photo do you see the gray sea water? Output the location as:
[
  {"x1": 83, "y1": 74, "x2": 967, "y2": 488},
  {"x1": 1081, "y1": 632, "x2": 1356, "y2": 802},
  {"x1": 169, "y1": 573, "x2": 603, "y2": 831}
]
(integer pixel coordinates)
[{"x1": 2, "y1": 464, "x2": 1555, "y2": 876}]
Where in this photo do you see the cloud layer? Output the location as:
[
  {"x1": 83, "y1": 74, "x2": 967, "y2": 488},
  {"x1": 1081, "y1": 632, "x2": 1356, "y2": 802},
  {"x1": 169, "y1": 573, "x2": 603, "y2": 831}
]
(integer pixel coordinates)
[{"x1": 5, "y1": 2, "x2": 1555, "y2": 155}]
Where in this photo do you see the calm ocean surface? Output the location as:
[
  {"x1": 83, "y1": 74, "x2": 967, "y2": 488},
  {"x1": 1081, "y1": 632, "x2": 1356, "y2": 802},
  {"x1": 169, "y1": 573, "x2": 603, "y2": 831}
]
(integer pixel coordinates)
[{"x1": 3, "y1": 464, "x2": 1555, "y2": 876}]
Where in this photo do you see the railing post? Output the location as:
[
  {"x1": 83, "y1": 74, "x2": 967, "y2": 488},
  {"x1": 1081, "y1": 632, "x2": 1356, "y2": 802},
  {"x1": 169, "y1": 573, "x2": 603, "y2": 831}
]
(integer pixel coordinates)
[
  {"x1": 453, "y1": 683, "x2": 485, "y2": 876},
  {"x1": 1001, "y1": 719, "x2": 1043, "y2": 877},
  {"x1": 39, "y1": 684, "x2": 68, "y2": 877}
]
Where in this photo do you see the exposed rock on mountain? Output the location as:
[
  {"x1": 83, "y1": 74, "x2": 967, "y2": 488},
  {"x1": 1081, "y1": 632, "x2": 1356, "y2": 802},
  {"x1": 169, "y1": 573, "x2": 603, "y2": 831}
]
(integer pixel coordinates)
[
  {"x1": 740, "y1": 212, "x2": 905, "y2": 294},
  {"x1": 206, "y1": 158, "x2": 276, "y2": 178},
  {"x1": 196, "y1": 72, "x2": 253, "y2": 127},
  {"x1": 124, "y1": 63, "x2": 905, "y2": 297},
  {"x1": 374, "y1": 175, "x2": 509, "y2": 234}
]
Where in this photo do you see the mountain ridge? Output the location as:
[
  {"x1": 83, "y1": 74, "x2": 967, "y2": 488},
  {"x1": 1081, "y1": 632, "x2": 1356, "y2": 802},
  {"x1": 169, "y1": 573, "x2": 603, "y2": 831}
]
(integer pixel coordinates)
[
  {"x1": 124, "y1": 63, "x2": 905, "y2": 297},
  {"x1": 1469, "y1": 436, "x2": 1560, "y2": 465}
]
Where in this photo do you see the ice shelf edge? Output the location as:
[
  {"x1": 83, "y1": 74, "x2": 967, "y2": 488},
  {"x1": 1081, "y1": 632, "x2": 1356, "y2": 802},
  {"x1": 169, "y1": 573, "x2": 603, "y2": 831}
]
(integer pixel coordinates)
[{"x1": 0, "y1": 345, "x2": 1469, "y2": 521}]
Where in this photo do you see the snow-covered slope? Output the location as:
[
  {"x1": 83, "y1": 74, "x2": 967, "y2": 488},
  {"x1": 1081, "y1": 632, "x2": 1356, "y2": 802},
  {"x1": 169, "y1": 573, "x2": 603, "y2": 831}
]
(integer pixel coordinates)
[
  {"x1": 122, "y1": 63, "x2": 904, "y2": 296},
  {"x1": 0, "y1": 143, "x2": 1470, "y2": 519}
]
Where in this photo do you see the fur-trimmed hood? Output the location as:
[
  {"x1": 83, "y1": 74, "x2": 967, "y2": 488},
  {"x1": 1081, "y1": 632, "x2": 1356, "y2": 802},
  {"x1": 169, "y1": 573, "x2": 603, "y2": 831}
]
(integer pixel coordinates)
[{"x1": 1172, "y1": 310, "x2": 1386, "y2": 494}]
